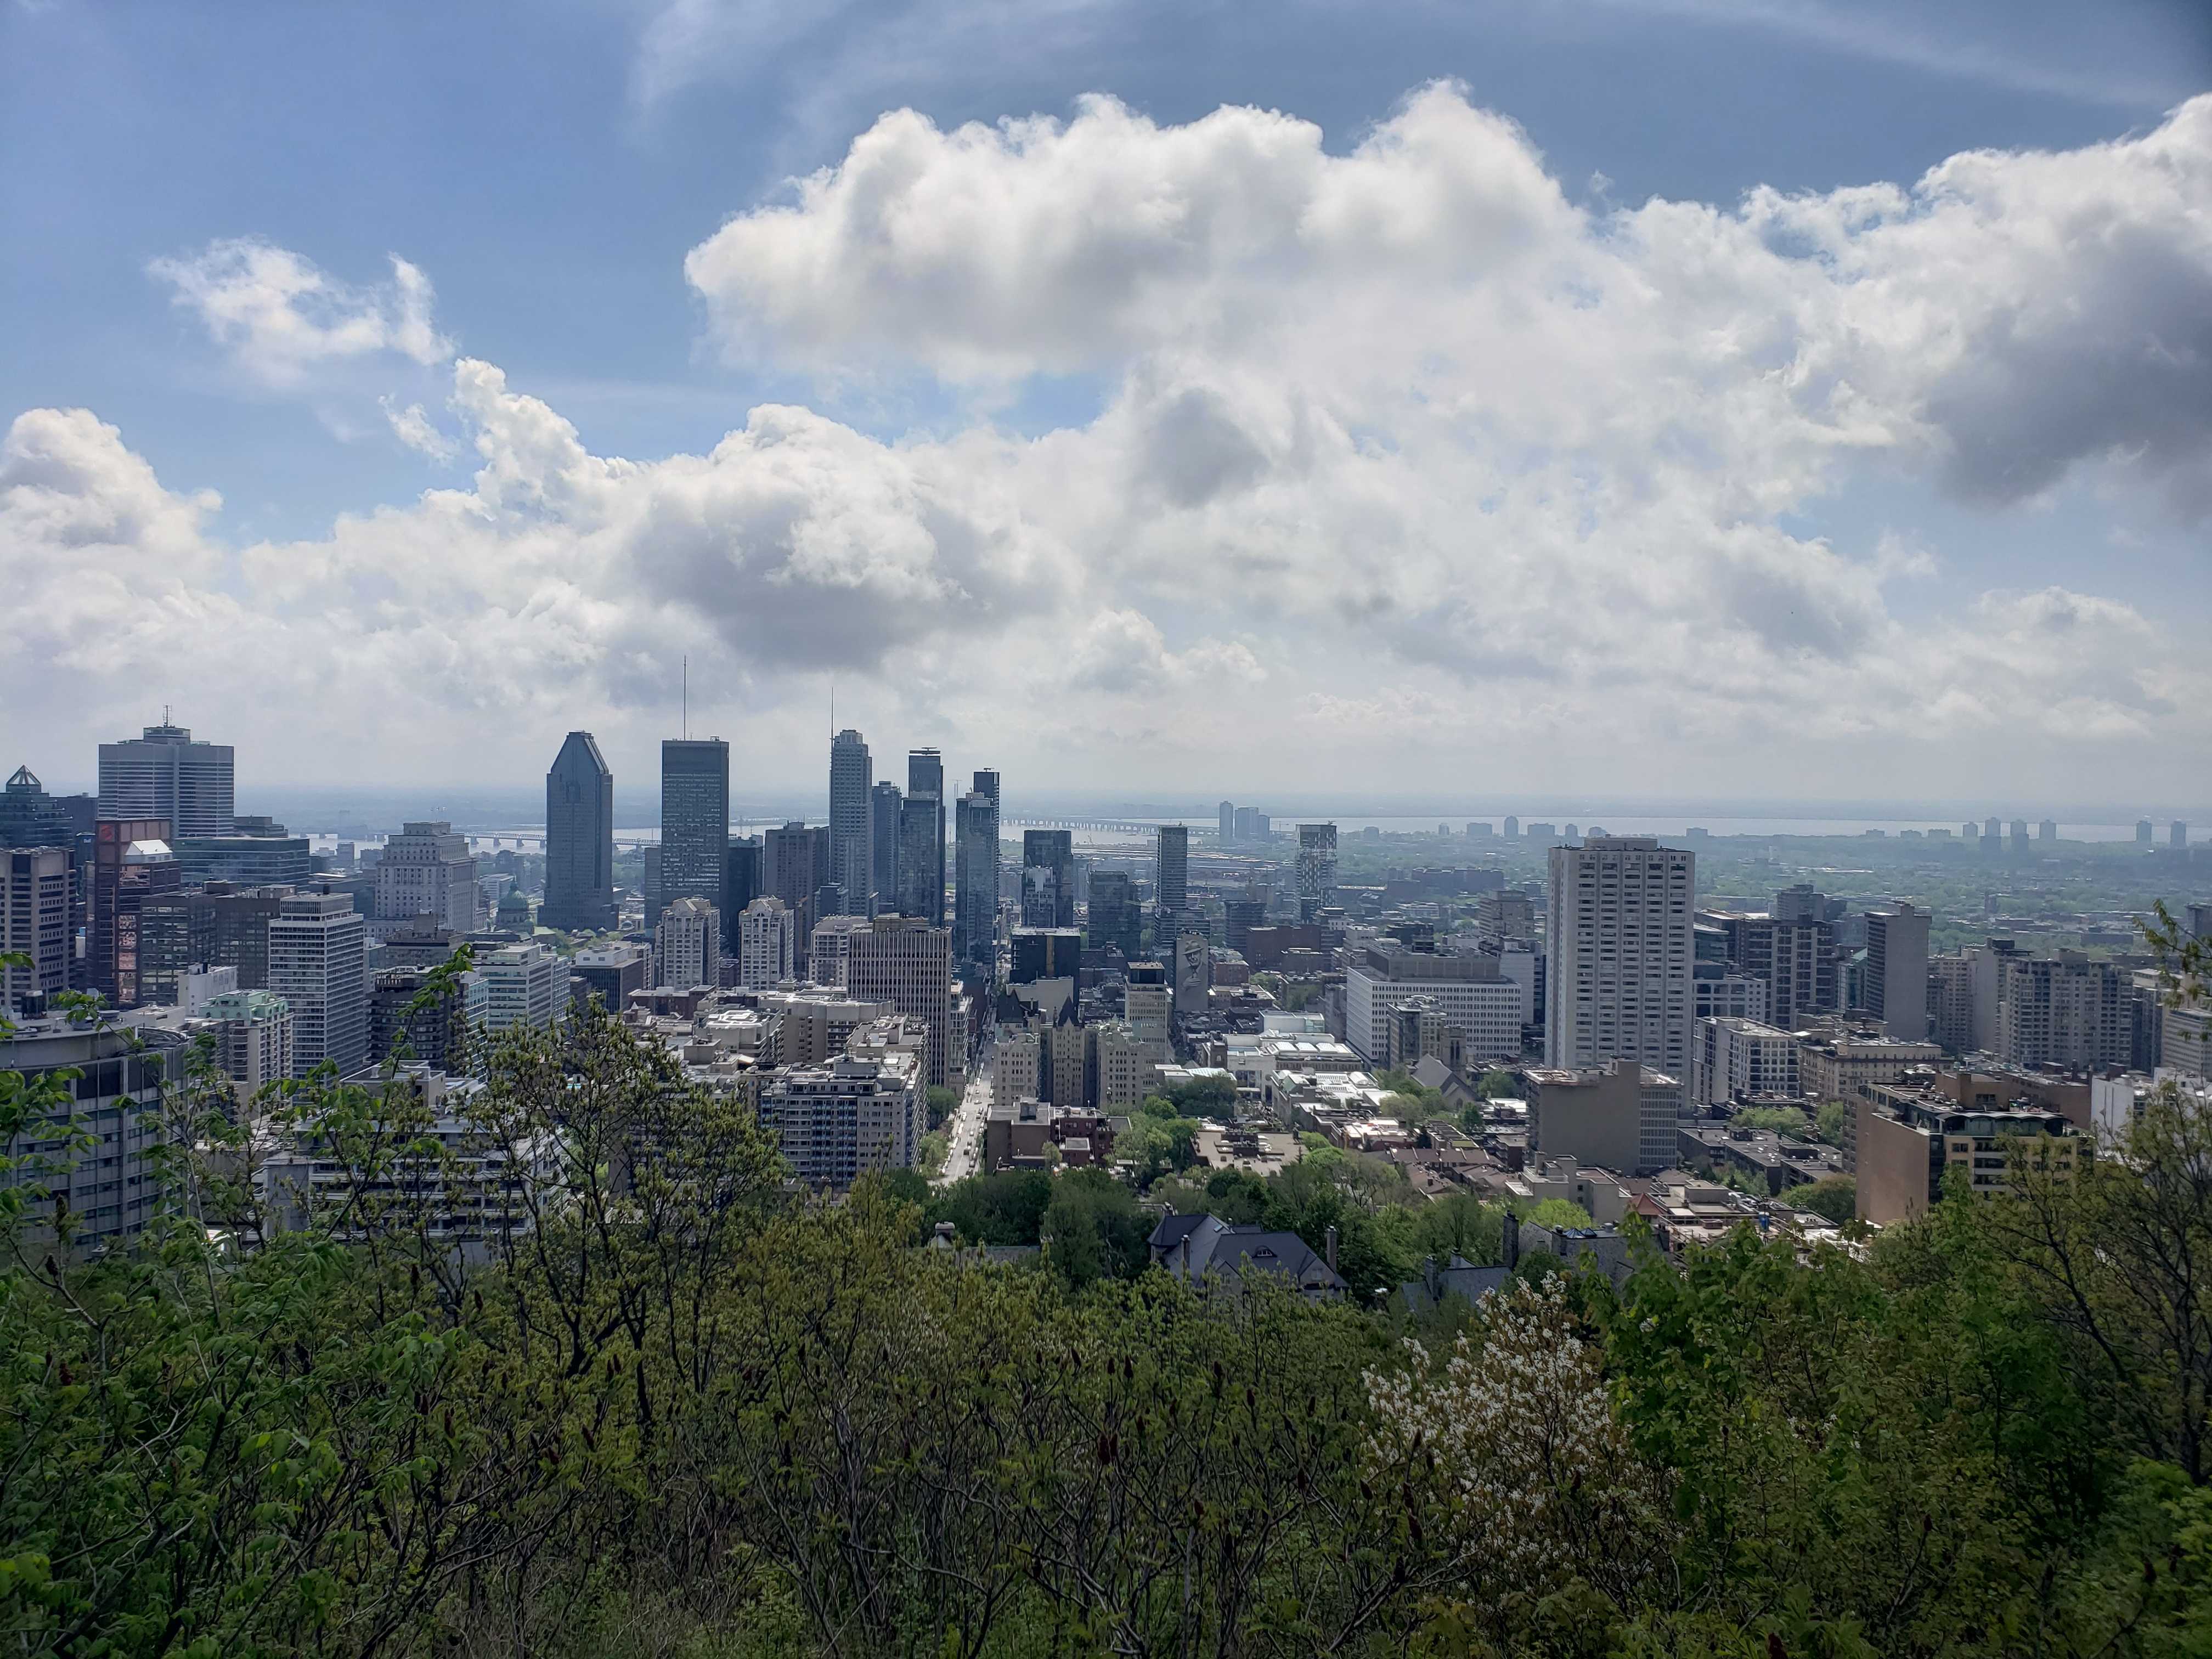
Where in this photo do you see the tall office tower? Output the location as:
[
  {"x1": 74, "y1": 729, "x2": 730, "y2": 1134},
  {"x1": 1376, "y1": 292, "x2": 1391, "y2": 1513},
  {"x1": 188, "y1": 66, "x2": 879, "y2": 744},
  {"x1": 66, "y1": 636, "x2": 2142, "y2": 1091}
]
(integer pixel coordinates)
[
  {"x1": 845, "y1": 914, "x2": 956, "y2": 1088},
  {"x1": 954, "y1": 788, "x2": 999, "y2": 969},
  {"x1": 1233, "y1": 806, "x2": 1260, "y2": 844},
  {"x1": 723, "y1": 837, "x2": 761, "y2": 935},
  {"x1": 1021, "y1": 829, "x2": 1075, "y2": 929},
  {"x1": 2039, "y1": 819, "x2": 2058, "y2": 844},
  {"x1": 1217, "y1": 800, "x2": 1235, "y2": 845},
  {"x1": 89, "y1": 819, "x2": 178, "y2": 1008},
  {"x1": 828, "y1": 729, "x2": 873, "y2": 916},
  {"x1": 660, "y1": 737, "x2": 730, "y2": 956},
  {"x1": 738, "y1": 896, "x2": 797, "y2": 989},
  {"x1": 654, "y1": 896, "x2": 721, "y2": 989},
  {"x1": 1155, "y1": 825, "x2": 1188, "y2": 934},
  {"x1": 2137, "y1": 819, "x2": 2155, "y2": 845},
  {"x1": 375, "y1": 822, "x2": 478, "y2": 933},
  {"x1": 896, "y1": 795, "x2": 943, "y2": 923},
  {"x1": 973, "y1": 768, "x2": 1000, "y2": 806},
  {"x1": 2176, "y1": 821, "x2": 2191, "y2": 849},
  {"x1": 1864, "y1": 902, "x2": 1931, "y2": 1041},
  {"x1": 268, "y1": 891, "x2": 368, "y2": 1077},
  {"x1": 764, "y1": 822, "x2": 826, "y2": 934},
  {"x1": 1504, "y1": 815, "x2": 1520, "y2": 841},
  {"x1": 1545, "y1": 837, "x2": 1696, "y2": 1075},
  {"x1": 898, "y1": 750, "x2": 945, "y2": 924},
  {"x1": 1, "y1": 847, "x2": 71, "y2": 1012},
  {"x1": 368, "y1": 966, "x2": 467, "y2": 1070},
  {"x1": 543, "y1": 731, "x2": 616, "y2": 932},
  {"x1": 870, "y1": 782, "x2": 903, "y2": 913},
  {"x1": 1087, "y1": 872, "x2": 1141, "y2": 955},
  {"x1": 1295, "y1": 823, "x2": 1338, "y2": 922},
  {"x1": 98, "y1": 720, "x2": 234, "y2": 837}
]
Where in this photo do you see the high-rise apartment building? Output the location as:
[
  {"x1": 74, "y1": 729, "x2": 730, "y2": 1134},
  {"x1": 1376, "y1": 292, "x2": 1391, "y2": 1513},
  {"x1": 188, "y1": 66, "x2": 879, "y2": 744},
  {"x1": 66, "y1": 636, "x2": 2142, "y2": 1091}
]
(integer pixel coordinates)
[
  {"x1": 654, "y1": 896, "x2": 721, "y2": 989},
  {"x1": 1864, "y1": 903, "x2": 1931, "y2": 1041},
  {"x1": 1996, "y1": 952, "x2": 2132, "y2": 1070},
  {"x1": 1217, "y1": 801, "x2": 1234, "y2": 845},
  {"x1": 845, "y1": 914, "x2": 956, "y2": 1088},
  {"x1": 267, "y1": 892, "x2": 368, "y2": 1077},
  {"x1": 757, "y1": 1049, "x2": 924, "y2": 1192},
  {"x1": 1295, "y1": 823, "x2": 1338, "y2": 922},
  {"x1": 367, "y1": 966, "x2": 468, "y2": 1071},
  {"x1": 543, "y1": 731, "x2": 616, "y2": 932},
  {"x1": 98, "y1": 721, "x2": 234, "y2": 837},
  {"x1": 89, "y1": 819, "x2": 178, "y2": 1008},
  {"x1": 1021, "y1": 830, "x2": 1075, "y2": 929},
  {"x1": 660, "y1": 738, "x2": 730, "y2": 956},
  {"x1": 828, "y1": 729, "x2": 873, "y2": 916},
  {"x1": 375, "y1": 822, "x2": 477, "y2": 934},
  {"x1": 476, "y1": 943, "x2": 565, "y2": 1035},
  {"x1": 738, "y1": 896, "x2": 797, "y2": 989},
  {"x1": 204, "y1": 989, "x2": 295, "y2": 1098},
  {"x1": 954, "y1": 786, "x2": 999, "y2": 969},
  {"x1": 1545, "y1": 837, "x2": 1696, "y2": 1077},
  {"x1": 1155, "y1": 825, "x2": 1188, "y2": 933},
  {"x1": 0, "y1": 1013, "x2": 180, "y2": 1250},
  {"x1": 1, "y1": 847, "x2": 71, "y2": 1013}
]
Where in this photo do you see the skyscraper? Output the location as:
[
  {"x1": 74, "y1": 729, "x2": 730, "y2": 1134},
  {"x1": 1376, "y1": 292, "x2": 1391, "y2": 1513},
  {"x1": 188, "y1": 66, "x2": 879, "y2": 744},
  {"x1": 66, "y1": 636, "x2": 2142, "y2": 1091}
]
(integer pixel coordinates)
[
  {"x1": 660, "y1": 738, "x2": 730, "y2": 958},
  {"x1": 846, "y1": 914, "x2": 956, "y2": 1087},
  {"x1": 870, "y1": 782, "x2": 902, "y2": 914},
  {"x1": 89, "y1": 819, "x2": 178, "y2": 1008},
  {"x1": 1022, "y1": 829, "x2": 1075, "y2": 929},
  {"x1": 955, "y1": 786, "x2": 999, "y2": 969},
  {"x1": 764, "y1": 822, "x2": 827, "y2": 931},
  {"x1": 829, "y1": 730, "x2": 873, "y2": 917},
  {"x1": 737, "y1": 896, "x2": 797, "y2": 989},
  {"x1": 898, "y1": 751, "x2": 945, "y2": 925},
  {"x1": 1295, "y1": 823, "x2": 1338, "y2": 923},
  {"x1": 1545, "y1": 836, "x2": 1695, "y2": 1076},
  {"x1": 268, "y1": 892, "x2": 368, "y2": 1077},
  {"x1": 1, "y1": 847, "x2": 71, "y2": 1013},
  {"x1": 375, "y1": 822, "x2": 477, "y2": 934},
  {"x1": 1217, "y1": 800, "x2": 1234, "y2": 846},
  {"x1": 1156, "y1": 825, "x2": 1188, "y2": 935},
  {"x1": 543, "y1": 731, "x2": 616, "y2": 932},
  {"x1": 654, "y1": 896, "x2": 721, "y2": 989},
  {"x1": 724, "y1": 837, "x2": 761, "y2": 935},
  {"x1": 1087, "y1": 871, "x2": 1141, "y2": 956},
  {"x1": 98, "y1": 720, "x2": 234, "y2": 837},
  {"x1": 1864, "y1": 903, "x2": 1931, "y2": 1041}
]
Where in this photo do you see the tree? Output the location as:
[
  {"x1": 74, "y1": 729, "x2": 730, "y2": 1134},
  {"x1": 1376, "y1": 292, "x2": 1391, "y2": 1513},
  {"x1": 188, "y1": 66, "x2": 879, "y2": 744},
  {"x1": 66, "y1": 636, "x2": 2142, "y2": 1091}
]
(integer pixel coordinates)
[
  {"x1": 1793, "y1": 1173, "x2": 1857, "y2": 1224},
  {"x1": 1732, "y1": 1104, "x2": 1812, "y2": 1136},
  {"x1": 925, "y1": 1084, "x2": 960, "y2": 1128},
  {"x1": 1040, "y1": 1168, "x2": 1149, "y2": 1288},
  {"x1": 1527, "y1": 1197, "x2": 1594, "y2": 1229}
]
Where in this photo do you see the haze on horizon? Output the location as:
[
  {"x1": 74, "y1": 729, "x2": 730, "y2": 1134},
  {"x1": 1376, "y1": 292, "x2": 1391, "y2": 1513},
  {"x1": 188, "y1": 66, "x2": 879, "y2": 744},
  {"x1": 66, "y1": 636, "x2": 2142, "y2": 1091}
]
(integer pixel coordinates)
[{"x1": 4, "y1": 1, "x2": 2209, "y2": 804}]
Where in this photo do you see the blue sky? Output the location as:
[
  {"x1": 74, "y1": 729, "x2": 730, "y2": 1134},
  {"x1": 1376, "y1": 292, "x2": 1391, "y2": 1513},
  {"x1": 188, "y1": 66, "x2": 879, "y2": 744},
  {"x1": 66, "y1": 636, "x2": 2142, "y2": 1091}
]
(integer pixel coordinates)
[{"x1": 3, "y1": 0, "x2": 2209, "y2": 802}]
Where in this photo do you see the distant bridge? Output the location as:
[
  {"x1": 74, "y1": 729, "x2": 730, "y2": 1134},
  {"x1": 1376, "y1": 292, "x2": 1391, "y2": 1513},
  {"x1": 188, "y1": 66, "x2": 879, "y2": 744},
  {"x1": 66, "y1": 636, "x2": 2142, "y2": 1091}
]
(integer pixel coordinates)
[{"x1": 1005, "y1": 816, "x2": 1176, "y2": 835}]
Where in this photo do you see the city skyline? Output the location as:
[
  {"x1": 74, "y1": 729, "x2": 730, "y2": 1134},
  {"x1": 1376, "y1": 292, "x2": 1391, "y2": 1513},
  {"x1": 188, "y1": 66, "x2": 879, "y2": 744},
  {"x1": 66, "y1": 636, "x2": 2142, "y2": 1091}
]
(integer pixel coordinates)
[{"x1": 4, "y1": 4, "x2": 2208, "y2": 799}]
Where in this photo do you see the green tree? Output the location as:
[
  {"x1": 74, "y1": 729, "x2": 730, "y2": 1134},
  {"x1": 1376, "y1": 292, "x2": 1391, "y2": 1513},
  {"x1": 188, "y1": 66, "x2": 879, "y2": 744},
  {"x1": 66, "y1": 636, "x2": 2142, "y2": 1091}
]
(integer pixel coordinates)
[
  {"x1": 924, "y1": 1084, "x2": 960, "y2": 1128},
  {"x1": 1793, "y1": 1173, "x2": 1857, "y2": 1224}
]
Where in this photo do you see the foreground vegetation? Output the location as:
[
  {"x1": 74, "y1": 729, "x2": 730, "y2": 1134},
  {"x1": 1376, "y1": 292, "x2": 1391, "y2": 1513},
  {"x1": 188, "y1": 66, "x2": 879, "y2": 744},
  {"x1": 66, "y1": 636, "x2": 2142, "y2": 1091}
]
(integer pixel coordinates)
[{"x1": 6, "y1": 992, "x2": 2212, "y2": 1656}]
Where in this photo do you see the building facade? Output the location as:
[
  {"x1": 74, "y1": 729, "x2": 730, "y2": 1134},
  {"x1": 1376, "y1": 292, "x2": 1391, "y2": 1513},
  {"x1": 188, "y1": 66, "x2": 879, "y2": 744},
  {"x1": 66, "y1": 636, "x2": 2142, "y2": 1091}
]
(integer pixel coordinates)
[
  {"x1": 656, "y1": 896, "x2": 720, "y2": 989},
  {"x1": 89, "y1": 820, "x2": 179, "y2": 1009},
  {"x1": 954, "y1": 786, "x2": 999, "y2": 970},
  {"x1": 828, "y1": 729, "x2": 873, "y2": 917},
  {"x1": 204, "y1": 989, "x2": 294, "y2": 1097},
  {"x1": 758, "y1": 1050, "x2": 924, "y2": 1190},
  {"x1": 1, "y1": 845, "x2": 71, "y2": 1012},
  {"x1": 543, "y1": 730, "x2": 617, "y2": 932},
  {"x1": 0, "y1": 1013, "x2": 180, "y2": 1249},
  {"x1": 97, "y1": 721, "x2": 233, "y2": 837},
  {"x1": 660, "y1": 737, "x2": 731, "y2": 956},
  {"x1": 738, "y1": 896, "x2": 797, "y2": 990},
  {"x1": 1295, "y1": 823, "x2": 1338, "y2": 922},
  {"x1": 173, "y1": 817, "x2": 312, "y2": 888},
  {"x1": 477, "y1": 943, "x2": 564, "y2": 1034},
  {"x1": 1546, "y1": 838, "x2": 1696, "y2": 1077},
  {"x1": 1155, "y1": 824, "x2": 1189, "y2": 935},
  {"x1": 375, "y1": 822, "x2": 477, "y2": 934},
  {"x1": 1020, "y1": 830, "x2": 1074, "y2": 929},
  {"x1": 1864, "y1": 903, "x2": 1931, "y2": 1040},
  {"x1": 845, "y1": 914, "x2": 956, "y2": 1088},
  {"x1": 267, "y1": 893, "x2": 368, "y2": 1077}
]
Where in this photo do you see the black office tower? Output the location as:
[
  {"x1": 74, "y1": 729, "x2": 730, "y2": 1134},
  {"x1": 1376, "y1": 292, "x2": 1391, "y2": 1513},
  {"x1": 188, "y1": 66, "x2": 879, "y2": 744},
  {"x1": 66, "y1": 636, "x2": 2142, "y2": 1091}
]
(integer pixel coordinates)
[{"x1": 659, "y1": 738, "x2": 730, "y2": 958}]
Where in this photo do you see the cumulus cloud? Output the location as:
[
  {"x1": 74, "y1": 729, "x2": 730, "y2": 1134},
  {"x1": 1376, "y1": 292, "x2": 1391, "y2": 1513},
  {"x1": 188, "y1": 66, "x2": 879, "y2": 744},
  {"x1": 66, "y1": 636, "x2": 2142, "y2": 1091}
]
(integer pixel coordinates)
[
  {"x1": 10, "y1": 89, "x2": 2211, "y2": 795},
  {"x1": 149, "y1": 238, "x2": 454, "y2": 388}
]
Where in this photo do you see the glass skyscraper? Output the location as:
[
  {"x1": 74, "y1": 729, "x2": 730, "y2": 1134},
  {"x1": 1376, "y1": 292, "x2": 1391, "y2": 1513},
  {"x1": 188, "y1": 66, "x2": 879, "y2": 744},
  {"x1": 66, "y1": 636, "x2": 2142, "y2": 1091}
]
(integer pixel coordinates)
[
  {"x1": 659, "y1": 738, "x2": 730, "y2": 958},
  {"x1": 543, "y1": 731, "x2": 616, "y2": 932},
  {"x1": 828, "y1": 730, "x2": 872, "y2": 917}
]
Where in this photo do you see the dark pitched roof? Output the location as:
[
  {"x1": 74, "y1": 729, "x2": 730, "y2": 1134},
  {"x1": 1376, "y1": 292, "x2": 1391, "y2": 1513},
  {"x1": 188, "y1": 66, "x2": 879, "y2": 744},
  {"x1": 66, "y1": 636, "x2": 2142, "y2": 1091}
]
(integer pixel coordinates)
[
  {"x1": 1398, "y1": 1254, "x2": 1511, "y2": 1312},
  {"x1": 1152, "y1": 1213, "x2": 1345, "y2": 1294}
]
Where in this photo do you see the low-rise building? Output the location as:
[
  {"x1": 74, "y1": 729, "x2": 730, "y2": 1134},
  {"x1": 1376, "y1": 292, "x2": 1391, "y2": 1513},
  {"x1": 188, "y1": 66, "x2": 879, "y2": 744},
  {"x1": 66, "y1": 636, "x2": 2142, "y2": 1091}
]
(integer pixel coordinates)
[
  {"x1": 1147, "y1": 1212, "x2": 1345, "y2": 1300},
  {"x1": 1855, "y1": 1087, "x2": 2086, "y2": 1226}
]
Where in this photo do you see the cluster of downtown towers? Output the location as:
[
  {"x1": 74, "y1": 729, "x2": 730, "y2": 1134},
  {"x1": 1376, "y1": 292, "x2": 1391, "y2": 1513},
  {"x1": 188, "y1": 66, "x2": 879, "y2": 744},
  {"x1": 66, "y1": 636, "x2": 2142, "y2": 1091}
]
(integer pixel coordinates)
[{"x1": 543, "y1": 729, "x2": 1041, "y2": 972}]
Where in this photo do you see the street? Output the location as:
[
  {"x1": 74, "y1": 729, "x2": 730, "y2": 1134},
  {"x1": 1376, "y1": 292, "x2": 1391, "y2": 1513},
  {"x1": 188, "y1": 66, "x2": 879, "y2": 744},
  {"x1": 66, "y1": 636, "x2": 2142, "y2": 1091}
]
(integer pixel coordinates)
[{"x1": 936, "y1": 1049, "x2": 994, "y2": 1186}]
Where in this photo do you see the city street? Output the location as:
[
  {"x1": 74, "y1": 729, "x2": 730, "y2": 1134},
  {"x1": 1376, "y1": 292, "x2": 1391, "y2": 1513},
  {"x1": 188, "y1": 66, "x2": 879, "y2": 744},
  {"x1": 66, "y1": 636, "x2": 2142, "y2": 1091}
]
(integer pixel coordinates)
[{"x1": 935, "y1": 1051, "x2": 994, "y2": 1185}]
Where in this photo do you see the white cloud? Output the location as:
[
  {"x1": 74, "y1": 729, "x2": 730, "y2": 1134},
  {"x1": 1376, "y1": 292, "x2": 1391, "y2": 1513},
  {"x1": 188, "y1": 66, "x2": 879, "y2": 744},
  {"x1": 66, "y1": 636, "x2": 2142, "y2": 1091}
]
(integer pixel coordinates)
[
  {"x1": 148, "y1": 238, "x2": 454, "y2": 389},
  {"x1": 380, "y1": 397, "x2": 460, "y2": 461},
  {"x1": 9, "y1": 90, "x2": 2211, "y2": 797}
]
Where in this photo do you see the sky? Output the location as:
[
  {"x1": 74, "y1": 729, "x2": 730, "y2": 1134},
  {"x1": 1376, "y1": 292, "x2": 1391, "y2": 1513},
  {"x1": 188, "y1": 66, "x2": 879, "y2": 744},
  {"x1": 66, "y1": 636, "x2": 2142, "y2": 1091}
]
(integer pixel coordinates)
[{"x1": 3, "y1": 0, "x2": 2210, "y2": 811}]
